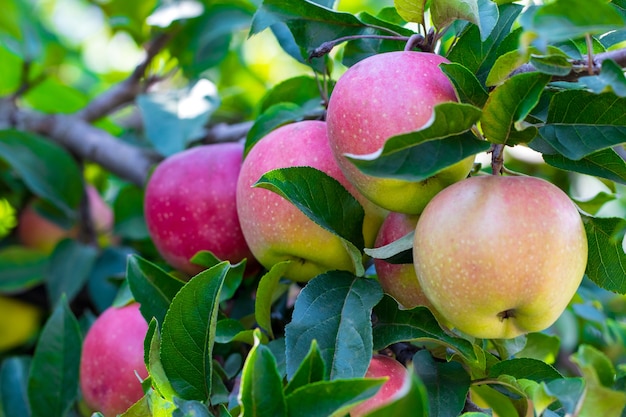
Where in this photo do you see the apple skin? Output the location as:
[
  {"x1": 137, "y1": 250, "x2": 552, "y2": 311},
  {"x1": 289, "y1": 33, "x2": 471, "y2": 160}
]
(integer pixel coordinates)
[
  {"x1": 413, "y1": 175, "x2": 588, "y2": 339},
  {"x1": 373, "y1": 212, "x2": 432, "y2": 310},
  {"x1": 17, "y1": 185, "x2": 113, "y2": 253},
  {"x1": 350, "y1": 355, "x2": 408, "y2": 417},
  {"x1": 326, "y1": 51, "x2": 474, "y2": 215},
  {"x1": 236, "y1": 120, "x2": 387, "y2": 282},
  {"x1": 79, "y1": 303, "x2": 149, "y2": 417},
  {"x1": 144, "y1": 142, "x2": 257, "y2": 276}
]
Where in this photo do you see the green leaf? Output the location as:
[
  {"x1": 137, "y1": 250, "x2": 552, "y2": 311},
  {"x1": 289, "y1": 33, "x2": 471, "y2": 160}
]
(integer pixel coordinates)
[
  {"x1": 537, "y1": 91, "x2": 626, "y2": 160},
  {"x1": 160, "y1": 262, "x2": 230, "y2": 401},
  {"x1": 582, "y1": 215, "x2": 626, "y2": 294},
  {"x1": 346, "y1": 102, "x2": 488, "y2": 181},
  {"x1": 27, "y1": 296, "x2": 82, "y2": 417},
  {"x1": 239, "y1": 330, "x2": 287, "y2": 417},
  {"x1": 0, "y1": 246, "x2": 47, "y2": 293},
  {"x1": 254, "y1": 166, "x2": 365, "y2": 275},
  {"x1": 516, "y1": 333, "x2": 561, "y2": 364},
  {"x1": 189, "y1": 253, "x2": 245, "y2": 303},
  {"x1": 0, "y1": 130, "x2": 82, "y2": 217},
  {"x1": 364, "y1": 230, "x2": 414, "y2": 264},
  {"x1": 573, "y1": 192, "x2": 617, "y2": 216},
  {"x1": 258, "y1": 75, "x2": 329, "y2": 113},
  {"x1": 543, "y1": 378, "x2": 585, "y2": 415},
  {"x1": 571, "y1": 344, "x2": 615, "y2": 388},
  {"x1": 46, "y1": 239, "x2": 98, "y2": 307},
  {"x1": 432, "y1": 0, "x2": 480, "y2": 37},
  {"x1": 285, "y1": 340, "x2": 326, "y2": 396},
  {"x1": 447, "y1": 3, "x2": 522, "y2": 83},
  {"x1": 543, "y1": 148, "x2": 626, "y2": 185},
  {"x1": 285, "y1": 271, "x2": 383, "y2": 380},
  {"x1": 127, "y1": 255, "x2": 186, "y2": 327},
  {"x1": 372, "y1": 297, "x2": 485, "y2": 373},
  {"x1": 529, "y1": 53, "x2": 572, "y2": 76},
  {"x1": 256, "y1": 261, "x2": 291, "y2": 339},
  {"x1": 145, "y1": 319, "x2": 177, "y2": 401},
  {"x1": 579, "y1": 59, "x2": 626, "y2": 97},
  {"x1": 440, "y1": 62, "x2": 489, "y2": 107},
  {"x1": 488, "y1": 358, "x2": 563, "y2": 382},
  {"x1": 0, "y1": 356, "x2": 31, "y2": 417},
  {"x1": 413, "y1": 350, "x2": 470, "y2": 417},
  {"x1": 172, "y1": 398, "x2": 213, "y2": 417},
  {"x1": 529, "y1": 0, "x2": 625, "y2": 43},
  {"x1": 394, "y1": 0, "x2": 427, "y2": 24},
  {"x1": 476, "y1": 0, "x2": 500, "y2": 42},
  {"x1": 481, "y1": 72, "x2": 551, "y2": 145},
  {"x1": 113, "y1": 184, "x2": 149, "y2": 240},
  {"x1": 364, "y1": 367, "x2": 428, "y2": 417},
  {"x1": 137, "y1": 79, "x2": 220, "y2": 157},
  {"x1": 285, "y1": 378, "x2": 385, "y2": 417}
]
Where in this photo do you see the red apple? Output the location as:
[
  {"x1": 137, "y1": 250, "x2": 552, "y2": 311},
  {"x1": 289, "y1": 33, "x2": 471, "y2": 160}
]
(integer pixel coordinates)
[
  {"x1": 236, "y1": 120, "x2": 387, "y2": 282},
  {"x1": 351, "y1": 355, "x2": 409, "y2": 417},
  {"x1": 17, "y1": 185, "x2": 113, "y2": 253},
  {"x1": 373, "y1": 212, "x2": 433, "y2": 310},
  {"x1": 79, "y1": 303, "x2": 148, "y2": 417},
  {"x1": 144, "y1": 142, "x2": 257, "y2": 276},
  {"x1": 326, "y1": 51, "x2": 474, "y2": 215},
  {"x1": 413, "y1": 175, "x2": 588, "y2": 339}
]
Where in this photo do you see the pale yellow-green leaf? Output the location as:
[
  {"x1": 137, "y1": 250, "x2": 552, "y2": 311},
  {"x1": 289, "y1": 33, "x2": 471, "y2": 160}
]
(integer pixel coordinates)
[
  {"x1": 394, "y1": 0, "x2": 428, "y2": 24},
  {"x1": 431, "y1": 0, "x2": 479, "y2": 31}
]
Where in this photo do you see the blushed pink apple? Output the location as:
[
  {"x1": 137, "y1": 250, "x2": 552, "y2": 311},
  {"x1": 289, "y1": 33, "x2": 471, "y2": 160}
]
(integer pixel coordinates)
[
  {"x1": 17, "y1": 185, "x2": 113, "y2": 253},
  {"x1": 326, "y1": 51, "x2": 474, "y2": 215},
  {"x1": 236, "y1": 120, "x2": 387, "y2": 282},
  {"x1": 79, "y1": 303, "x2": 148, "y2": 417},
  {"x1": 351, "y1": 355, "x2": 409, "y2": 417},
  {"x1": 373, "y1": 212, "x2": 432, "y2": 310},
  {"x1": 413, "y1": 175, "x2": 588, "y2": 339},
  {"x1": 144, "y1": 142, "x2": 257, "y2": 276}
]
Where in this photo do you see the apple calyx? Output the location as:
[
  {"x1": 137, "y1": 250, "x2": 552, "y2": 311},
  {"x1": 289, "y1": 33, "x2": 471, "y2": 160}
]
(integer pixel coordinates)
[{"x1": 497, "y1": 309, "x2": 516, "y2": 321}]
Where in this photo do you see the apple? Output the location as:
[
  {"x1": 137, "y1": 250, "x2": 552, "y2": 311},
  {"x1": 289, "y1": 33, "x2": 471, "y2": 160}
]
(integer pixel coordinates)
[
  {"x1": 79, "y1": 303, "x2": 149, "y2": 417},
  {"x1": 373, "y1": 212, "x2": 433, "y2": 310},
  {"x1": 144, "y1": 142, "x2": 257, "y2": 276},
  {"x1": 326, "y1": 51, "x2": 474, "y2": 215},
  {"x1": 236, "y1": 120, "x2": 387, "y2": 282},
  {"x1": 17, "y1": 185, "x2": 113, "y2": 253},
  {"x1": 413, "y1": 175, "x2": 588, "y2": 339},
  {"x1": 350, "y1": 355, "x2": 408, "y2": 417}
]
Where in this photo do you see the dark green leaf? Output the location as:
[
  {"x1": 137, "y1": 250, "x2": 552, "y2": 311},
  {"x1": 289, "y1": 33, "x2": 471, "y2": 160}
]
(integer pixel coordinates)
[
  {"x1": 285, "y1": 340, "x2": 326, "y2": 396},
  {"x1": 529, "y1": 54, "x2": 572, "y2": 77},
  {"x1": 239, "y1": 330, "x2": 287, "y2": 417},
  {"x1": 447, "y1": 3, "x2": 523, "y2": 83},
  {"x1": 440, "y1": 62, "x2": 489, "y2": 107},
  {"x1": 285, "y1": 271, "x2": 383, "y2": 380},
  {"x1": 0, "y1": 356, "x2": 31, "y2": 417},
  {"x1": 160, "y1": 262, "x2": 230, "y2": 400},
  {"x1": 254, "y1": 166, "x2": 365, "y2": 274},
  {"x1": 137, "y1": 79, "x2": 220, "y2": 157},
  {"x1": 88, "y1": 246, "x2": 135, "y2": 313},
  {"x1": 258, "y1": 75, "x2": 328, "y2": 113},
  {"x1": 0, "y1": 246, "x2": 47, "y2": 293},
  {"x1": 543, "y1": 148, "x2": 626, "y2": 185},
  {"x1": 579, "y1": 59, "x2": 626, "y2": 97},
  {"x1": 256, "y1": 261, "x2": 291, "y2": 339},
  {"x1": 285, "y1": 378, "x2": 385, "y2": 417},
  {"x1": 127, "y1": 254, "x2": 185, "y2": 327},
  {"x1": 0, "y1": 130, "x2": 82, "y2": 217},
  {"x1": 190, "y1": 253, "x2": 246, "y2": 303},
  {"x1": 373, "y1": 297, "x2": 485, "y2": 373},
  {"x1": 172, "y1": 398, "x2": 212, "y2": 417},
  {"x1": 346, "y1": 103, "x2": 488, "y2": 181},
  {"x1": 582, "y1": 215, "x2": 626, "y2": 294},
  {"x1": 529, "y1": 0, "x2": 625, "y2": 43},
  {"x1": 538, "y1": 91, "x2": 626, "y2": 160},
  {"x1": 481, "y1": 72, "x2": 551, "y2": 145},
  {"x1": 27, "y1": 296, "x2": 82, "y2": 417},
  {"x1": 46, "y1": 239, "x2": 98, "y2": 307},
  {"x1": 413, "y1": 350, "x2": 470, "y2": 417},
  {"x1": 489, "y1": 358, "x2": 563, "y2": 382},
  {"x1": 113, "y1": 185, "x2": 149, "y2": 240}
]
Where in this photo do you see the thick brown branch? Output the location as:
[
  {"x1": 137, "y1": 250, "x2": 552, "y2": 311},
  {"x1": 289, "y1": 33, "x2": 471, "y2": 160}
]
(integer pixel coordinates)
[{"x1": 7, "y1": 104, "x2": 161, "y2": 186}]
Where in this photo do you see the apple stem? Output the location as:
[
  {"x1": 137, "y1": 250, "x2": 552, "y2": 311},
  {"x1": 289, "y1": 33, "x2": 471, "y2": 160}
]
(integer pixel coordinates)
[{"x1": 490, "y1": 144, "x2": 505, "y2": 175}]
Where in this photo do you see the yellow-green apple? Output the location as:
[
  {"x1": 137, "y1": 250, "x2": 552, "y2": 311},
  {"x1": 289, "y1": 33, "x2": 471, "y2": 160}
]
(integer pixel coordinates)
[
  {"x1": 144, "y1": 142, "x2": 257, "y2": 276},
  {"x1": 326, "y1": 51, "x2": 474, "y2": 215},
  {"x1": 413, "y1": 175, "x2": 588, "y2": 339},
  {"x1": 79, "y1": 303, "x2": 148, "y2": 417},
  {"x1": 17, "y1": 185, "x2": 114, "y2": 253},
  {"x1": 373, "y1": 212, "x2": 433, "y2": 310},
  {"x1": 350, "y1": 355, "x2": 409, "y2": 417},
  {"x1": 236, "y1": 120, "x2": 387, "y2": 282}
]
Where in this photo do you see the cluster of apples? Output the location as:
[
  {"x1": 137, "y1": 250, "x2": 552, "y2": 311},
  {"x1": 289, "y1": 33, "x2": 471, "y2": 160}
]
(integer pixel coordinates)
[{"x1": 79, "y1": 50, "x2": 589, "y2": 416}]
